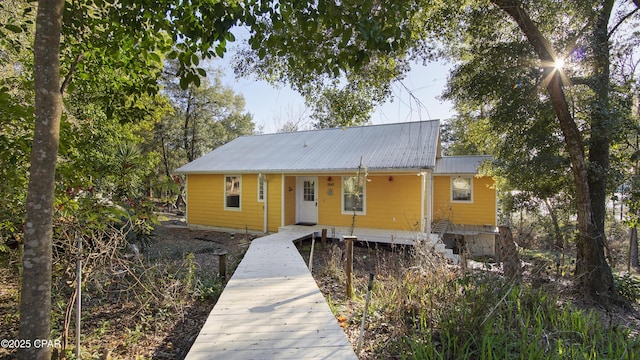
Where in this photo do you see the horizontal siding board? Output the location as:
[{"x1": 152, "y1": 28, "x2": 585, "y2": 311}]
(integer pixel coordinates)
[
  {"x1": 317, "y1": 174, "x2": 422, "y2": 231},
  {"x1": 432, "y1": 175, "x2": 496, "y2": 226},
  {"x1": 187, "y1": 173, "x2": 496, "y2": 232}
]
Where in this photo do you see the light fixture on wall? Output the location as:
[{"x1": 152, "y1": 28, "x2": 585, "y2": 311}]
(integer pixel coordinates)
[
  {"x1": 388, "y1": 176, "x2": 393, "y2": 182},
  {"x1": 327, "y1": 176, "x2": 332, "y2": 181}
]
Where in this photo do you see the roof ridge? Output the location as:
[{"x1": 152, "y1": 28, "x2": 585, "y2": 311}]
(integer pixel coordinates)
[{"x1": 245, "y1": 119, "x2": 441, "y2": 138}]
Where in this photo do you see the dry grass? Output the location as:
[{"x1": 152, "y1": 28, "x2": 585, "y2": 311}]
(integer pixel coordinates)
[{"x1": 301, "y1": 239, "x2": 640, "y2": 360}]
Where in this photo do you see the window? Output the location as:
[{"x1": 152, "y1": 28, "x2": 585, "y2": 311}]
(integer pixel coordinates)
[
  {"x1": 225, "y1": 175, "x2": 241, "y2": 210},
  {"x1": 451, "y1": 176, "x2": 473, "y2": 202},
  {"x1": 258, "y1": 176, "x2": 265, "y2": 202},
  {"x1": 303, "y1": 180, "x2": 315, "y2": 201},
  {"x1": 342, "y1": 176, "x2": 366, "y2": 214}
]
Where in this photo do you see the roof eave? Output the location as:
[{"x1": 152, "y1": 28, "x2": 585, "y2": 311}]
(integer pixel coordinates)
[{"x1": 174, "y1": 167, "x2": 434, "y2": 175}]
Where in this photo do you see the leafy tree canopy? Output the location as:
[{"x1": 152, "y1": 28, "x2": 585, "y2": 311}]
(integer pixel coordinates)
[{"x1": 235, "y1": 0, "x2": 422, "y2": 127}]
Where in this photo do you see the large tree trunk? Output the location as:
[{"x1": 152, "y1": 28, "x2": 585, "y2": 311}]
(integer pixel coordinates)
[
  {"x1": 18, "y1": 1, "x2": 65, "y2": 359},
  {"x1": 492, "y1": 0, "x2": 615, "y2": 302},
  {"x1": 588, "y1": 0, "x2": 616, "y2": 273}
]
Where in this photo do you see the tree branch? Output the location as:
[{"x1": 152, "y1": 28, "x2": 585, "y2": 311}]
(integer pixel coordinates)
[
  {"x1": 60, "y1": 53, "x2": 85, "y2": 95},
  {"x1": 609, "y1": 6, "x2": 639, "y2": 38},
  {"x1": 570, "y1": 76, "x2": 593, "y2": 88}
]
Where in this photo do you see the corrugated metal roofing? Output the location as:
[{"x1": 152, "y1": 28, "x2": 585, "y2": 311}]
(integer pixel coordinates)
[
  {"x1": 175, "y1": 120, "x2": 441, "y2": 174},
  {"x1": 434, "y1": 156, "x2": 492, "y2": 174}
]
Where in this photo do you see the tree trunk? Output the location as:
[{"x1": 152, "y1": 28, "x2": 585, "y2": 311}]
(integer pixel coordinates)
[
  {"x1": 498, "y1": 226, "x2": 522, "y2": 280},
  {"x1": 630, "y1": 227, "x2": 639, "y2": 272},
  {"x1": 492, "y1": 0, "x2": 615, "y2": 302},
  {"x1": 543, "y1": 198, "x2": 564, "y2": 251},
  {"x1": 588, "y1": 0, "x2": 615, "y2": 271},
  {"x1": 18, "y1": 1, "x2": 65, "y2": 359}
]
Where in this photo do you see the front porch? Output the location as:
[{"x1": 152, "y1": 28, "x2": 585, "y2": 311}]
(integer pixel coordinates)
[
  {"x1": 279, "y1": 224, "x2": 425, "y2": 245},
  {"x1": 279, "y1": 224, "x2": 459, "y2": 263}
]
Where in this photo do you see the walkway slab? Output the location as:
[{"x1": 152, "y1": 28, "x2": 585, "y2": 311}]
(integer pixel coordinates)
[{"x1": 185, "y1": 231, "x2": 358, "y2": 360}]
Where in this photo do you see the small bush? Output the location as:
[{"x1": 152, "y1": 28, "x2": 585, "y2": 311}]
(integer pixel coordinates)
[{"x1": 614, "y1": 273, "x2": 640, "y2": 303}]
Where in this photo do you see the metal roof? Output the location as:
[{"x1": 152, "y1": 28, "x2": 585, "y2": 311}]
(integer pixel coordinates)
[
  {"x1": 434, "y1": 156, "x2": 492, "y2": 174},
  {"x1": 175, "y1": 120, "x2": 442, "y2": 174}
]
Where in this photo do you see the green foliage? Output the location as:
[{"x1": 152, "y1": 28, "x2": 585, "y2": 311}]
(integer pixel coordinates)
[
  {"x1": 308, "y1": 85, "x2": 376, "y2": 128},
  {"x1": 0, "y1": 220, "x2": 19, "y2": 255},
  {"x1": 237, "y1": 0, "x2": 420, "y2": 127},
  {"x1": 159, "y1": 65, "x2": 255, "y2": 169},
  {"x1": 442, "y1": 24, "x2": 575, "y2": 201},
  {"x1": 61, "y1": 0, "x2": 244, "y2": 95},
  {"x1": 392, "y1": 273, "x2": 639, "y2": 359},
  {"x1": 193, "y1": 275, "x2": 224, "y2": 301},
  {"x1": 0, "y1": 2, "x2": 35, "y2": 239},
  {"x1": 614, "y1": 273, "x2": 640, "y2": 303}
]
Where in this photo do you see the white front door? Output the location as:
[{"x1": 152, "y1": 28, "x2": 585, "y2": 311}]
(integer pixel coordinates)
[{"x1": 296, "y1": 176, "x2": 318, "y2": 224}]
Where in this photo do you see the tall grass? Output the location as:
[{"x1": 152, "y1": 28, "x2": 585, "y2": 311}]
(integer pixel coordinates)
[
  {"x1": 312, "y1": 240, "x2": 638, "y2": 359},
  {"x1": 387, "y1": 272, "x2": 639, "y2": 359},
  {"x1": 360, "y1": 252, "x2": 639, "y2": 359}
]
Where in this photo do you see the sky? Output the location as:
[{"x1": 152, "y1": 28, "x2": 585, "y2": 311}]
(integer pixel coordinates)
[{"x1": 209, "y1": 35, "x2": 456, "y2": 134}]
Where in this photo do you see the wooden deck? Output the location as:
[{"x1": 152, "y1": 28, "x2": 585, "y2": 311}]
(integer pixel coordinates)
[
  {"x1": 279, "y1": 224, "x2": 425, "y2": 246},
  {"x1": 280, "y1": 224, "x2": 458, "y2": 263},
  {"x1": 185, "y1": 230, "x2": 358, "y2": 360}
]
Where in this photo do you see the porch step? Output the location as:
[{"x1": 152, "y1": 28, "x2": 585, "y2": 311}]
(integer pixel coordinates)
[
  {"x1": 442, "y1": 248, "x2": 459, "y2": 265},
  {"x1": 432, "y1": 241, "x2": 459, "y2": 264},
  {"x1": 434, "y1": 242, "x2": 447, "y2": 253}
]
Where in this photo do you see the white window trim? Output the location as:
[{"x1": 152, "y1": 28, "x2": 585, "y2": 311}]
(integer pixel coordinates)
[
  {"x1": 341, "y1": 176, "x2": 366, "y2": 215},
  {"x1": 224, "y1": 174, "x2": 242, "y2": 211},
  {"x1": 257, "y1": 176, "x2": 265, "y2": 202},
  {"x1": 451, "y1": 176, "x2": 473, "y2": 203}
]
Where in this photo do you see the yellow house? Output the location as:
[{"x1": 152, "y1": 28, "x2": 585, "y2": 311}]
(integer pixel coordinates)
[{"x1": 175, "y1": 120, "x2": 497, "y2": 256}]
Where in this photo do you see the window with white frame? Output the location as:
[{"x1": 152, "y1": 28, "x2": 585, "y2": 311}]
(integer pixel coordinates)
[
  {"x1": 342, "y1": 176, "x2": 366, "y2": 214},
  {"x1": 451, "y1": 176, "x2": 473, "y2": 202},
  {"x1": 225, "y1": 175, "x2": 242, "y2": 210},
  {"x1": 257, "y1": 176, "x2": 265, "y2": 202}
]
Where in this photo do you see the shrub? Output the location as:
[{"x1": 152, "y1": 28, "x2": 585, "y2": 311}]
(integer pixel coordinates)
[{"x1": 614, "y1": 273, "x2": 640, "y2": 303}]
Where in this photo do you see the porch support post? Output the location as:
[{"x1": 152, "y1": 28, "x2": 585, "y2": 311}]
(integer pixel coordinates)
[
  {"x1": 281, "y1": 174, "x2": 285, "y2": 228},
  {"x1": 420, "y1": 171, "x2": 432, "y2": 235},
  {"x1": 263, "y1": 175, "x2": 268, "y2": 233},
  {"x1": 427, "y1": 170, "x2": 433, "y2": 235}
]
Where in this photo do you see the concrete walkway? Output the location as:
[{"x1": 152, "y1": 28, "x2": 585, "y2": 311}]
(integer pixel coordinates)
[{"x1": 185, "y1": 231, "x2": 358, "y2": 360}]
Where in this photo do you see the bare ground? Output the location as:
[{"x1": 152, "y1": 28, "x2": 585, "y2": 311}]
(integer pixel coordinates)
[
  {"x1": 1, "y1": 223, "x2": 639, "y2": 359},
  {"x1": 0, "y1": 220, "x2": 251, "y2": 360}
]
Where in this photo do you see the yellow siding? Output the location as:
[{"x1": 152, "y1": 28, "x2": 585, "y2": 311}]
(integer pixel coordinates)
[
  {"x1": 264, "y1": 174, "x2": 282, "y2": 232},
  {"x1": 186, "y1": 174, "x2": 222, "y2": 226},
  {"x1": 432, "y1": 175, "x2": 496, "y2": 226},
  {"x1": 317, "y1": 174, "x2": 422, "y2": 231},
  {"x1": 186, "y1": 172, "x2": 496, "y2": 232},
  {"x1": 284, "y1": 176, "x2": 296, "y2": 225},
  {"x1": 186, "y1": 174, "x2": 282, "y2": 232}
]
